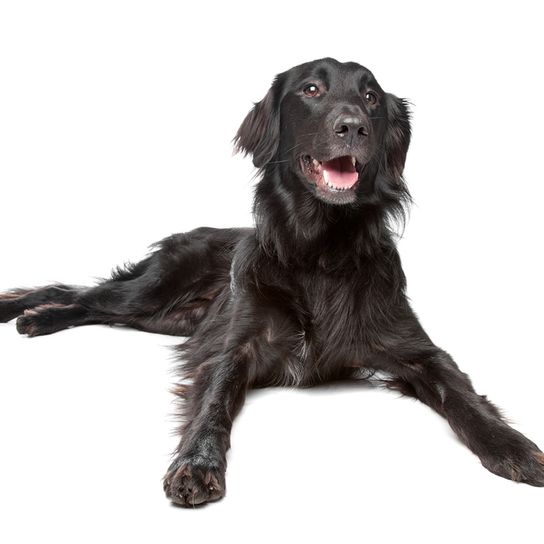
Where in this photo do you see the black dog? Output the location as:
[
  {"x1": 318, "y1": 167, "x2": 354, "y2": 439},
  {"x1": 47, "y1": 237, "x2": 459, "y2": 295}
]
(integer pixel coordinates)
[{"x1": 1, "y1": 58, "x2": 543, "y2": 506}]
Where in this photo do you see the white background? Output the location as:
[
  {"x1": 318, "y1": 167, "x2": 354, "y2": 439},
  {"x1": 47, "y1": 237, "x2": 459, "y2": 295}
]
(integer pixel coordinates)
[{"x1": 0, "y1": 1, "x2": 543, "y2": 542}]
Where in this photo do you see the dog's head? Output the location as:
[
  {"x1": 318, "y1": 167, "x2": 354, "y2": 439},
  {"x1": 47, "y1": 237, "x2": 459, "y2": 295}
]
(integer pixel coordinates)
[{"x1": 234, "y1": 58, "x2": 411, "y2": 206}]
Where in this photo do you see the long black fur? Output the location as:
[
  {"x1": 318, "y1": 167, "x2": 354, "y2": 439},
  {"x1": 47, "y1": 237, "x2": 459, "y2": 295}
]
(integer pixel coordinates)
[{"x1": 1, "y1": 58, "x2": 543, "y2": 506}]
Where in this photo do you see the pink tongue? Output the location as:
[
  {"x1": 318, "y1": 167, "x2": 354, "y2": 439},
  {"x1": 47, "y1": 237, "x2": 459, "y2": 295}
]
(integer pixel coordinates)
[{"x1": 321, "y1": 156, "x2": 358, "y2": 189}]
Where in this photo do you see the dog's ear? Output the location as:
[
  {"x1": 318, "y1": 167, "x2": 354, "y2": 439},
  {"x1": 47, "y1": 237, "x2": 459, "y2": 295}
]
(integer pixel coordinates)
[
  {"x1": 381, "y1": 94, "x2": 411, "y2": 181},
  {"x1": 233, "y1": 76, "x2": 283, "y2": 168}
]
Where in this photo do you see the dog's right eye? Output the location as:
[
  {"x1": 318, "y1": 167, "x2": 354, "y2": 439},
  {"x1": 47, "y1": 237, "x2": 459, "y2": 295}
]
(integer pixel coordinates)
[{"x1": 302, "y1": 84, "x2": 321, "y2": 97}]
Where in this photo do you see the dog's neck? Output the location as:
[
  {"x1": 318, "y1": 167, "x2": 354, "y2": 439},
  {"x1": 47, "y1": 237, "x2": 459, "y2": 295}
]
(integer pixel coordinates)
[{"x1": 253, "y1": 166, "x2": 399, "y2": 269}]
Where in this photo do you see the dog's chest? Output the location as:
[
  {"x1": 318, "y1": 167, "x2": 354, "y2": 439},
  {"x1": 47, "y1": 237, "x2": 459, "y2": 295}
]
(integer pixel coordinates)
[
  {"x1": 251, "y1": 255, "x2": 400, "y2": 385},
  {"x1": 287, "y1": 272, "x2": 373, "y2": 377}
]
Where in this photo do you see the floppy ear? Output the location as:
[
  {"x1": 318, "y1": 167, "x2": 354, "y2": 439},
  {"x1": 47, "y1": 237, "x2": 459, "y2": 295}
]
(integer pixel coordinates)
[
  {"x1": 233, "y1": 76, "x2": 282, "y2": 168},
  {"x1": 381, "y1": 94, "x2": 412, "y2": 181}
]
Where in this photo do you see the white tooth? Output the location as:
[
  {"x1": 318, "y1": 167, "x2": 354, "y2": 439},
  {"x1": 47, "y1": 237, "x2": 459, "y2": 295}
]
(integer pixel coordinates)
[{"x1": 351, "y1": 157, "x2": 356, "y2": 166}]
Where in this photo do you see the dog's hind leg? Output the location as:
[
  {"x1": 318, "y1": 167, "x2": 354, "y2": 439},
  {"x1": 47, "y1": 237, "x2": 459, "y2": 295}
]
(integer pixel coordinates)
[
  {"x1": 0, "y1": 284, "x2": 82, "y2": 324},
  {"x1": 6, "y1": 258, "x2": 180, "y2": 338},
  {"x1": 3, "y1": 227, "x2": 250, "y2": 338},
  {"x1": 4, "y1": 262, "x2": 188, "y2": 338}
]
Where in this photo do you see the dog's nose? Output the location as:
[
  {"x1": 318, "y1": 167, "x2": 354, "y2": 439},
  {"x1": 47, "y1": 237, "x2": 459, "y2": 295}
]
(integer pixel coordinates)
[{"x1": 333, "y1": 114, "x2": 369, "y2": 139}]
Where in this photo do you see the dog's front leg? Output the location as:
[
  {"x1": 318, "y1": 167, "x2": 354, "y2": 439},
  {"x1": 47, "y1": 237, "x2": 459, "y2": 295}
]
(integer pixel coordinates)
[
  {"x1": 163, "y1": 343, "x2": 251, "y2": 507},
  {"x1": 374, "y1": 347, "x2": 544, "y2": 486}
]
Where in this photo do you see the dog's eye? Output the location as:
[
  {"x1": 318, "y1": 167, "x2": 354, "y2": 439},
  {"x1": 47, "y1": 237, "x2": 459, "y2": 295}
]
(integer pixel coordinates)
[
  {"x1": 303, "y1": 84, "x2": 320, "y2": 98},
  {"x1": 365, "y1": 91, "x2": 378, "y2": 105}
]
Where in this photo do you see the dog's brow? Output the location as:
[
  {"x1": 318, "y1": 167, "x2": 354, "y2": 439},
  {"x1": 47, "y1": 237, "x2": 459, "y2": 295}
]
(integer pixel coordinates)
[
  {"x1": 314, "y1": 67, "x2": 330, "y2": 87},
  {"x1": 293, "y1": 67, "x2": 330, "y2": 90},
  {"x1": 358, "y1": 73, "x2": 374, "y2": 88}
]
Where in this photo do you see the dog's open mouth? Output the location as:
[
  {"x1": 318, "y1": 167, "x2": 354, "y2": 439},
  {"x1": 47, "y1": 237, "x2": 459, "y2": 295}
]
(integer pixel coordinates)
[{"x1": 300, "y1": 155, "x2": 362, "y2": 203}]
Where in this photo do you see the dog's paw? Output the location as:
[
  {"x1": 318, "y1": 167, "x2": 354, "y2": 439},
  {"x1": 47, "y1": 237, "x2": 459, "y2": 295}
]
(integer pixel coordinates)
[
  {"x1": 163, "y1": 458, "x2": 225, "y2": 507},
  {"x1": 16, "y1": 311, "x2": 40, "y2": 336},
  {"x1": 15, "y1": 304, "x2": 66, "y2": 337},
  {"x1": 478, "y1": 427, "x2": 544, "y2": 486}
]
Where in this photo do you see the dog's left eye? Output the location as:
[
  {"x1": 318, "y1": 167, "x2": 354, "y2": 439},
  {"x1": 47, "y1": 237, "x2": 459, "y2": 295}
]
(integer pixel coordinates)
[
  {"x1": 365, "y1": 91, "x2": 378, "y2": 105},
  {"x1": 303, "y1": 84, "x2": 321, "y2": 97}
]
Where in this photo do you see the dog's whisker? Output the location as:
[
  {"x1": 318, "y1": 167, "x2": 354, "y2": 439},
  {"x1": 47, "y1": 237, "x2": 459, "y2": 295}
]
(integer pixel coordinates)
[{"x1": 280, "y1": 142, "x2": 308, "y2": 154}]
